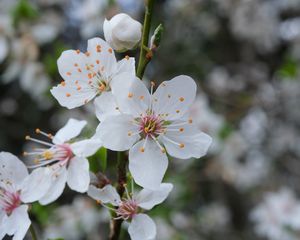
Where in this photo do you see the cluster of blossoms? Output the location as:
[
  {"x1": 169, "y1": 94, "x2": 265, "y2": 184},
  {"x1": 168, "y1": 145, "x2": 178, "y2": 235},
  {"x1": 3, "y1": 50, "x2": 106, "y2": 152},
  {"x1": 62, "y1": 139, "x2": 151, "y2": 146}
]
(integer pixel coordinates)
[{"x1": 0, "y1": 12, "x2": 211, "y2": 240}]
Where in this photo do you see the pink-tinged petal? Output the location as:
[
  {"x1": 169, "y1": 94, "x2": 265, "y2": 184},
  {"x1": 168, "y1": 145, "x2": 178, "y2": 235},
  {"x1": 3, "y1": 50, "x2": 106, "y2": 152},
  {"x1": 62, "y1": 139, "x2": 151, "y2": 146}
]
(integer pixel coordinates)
[
  {"x1": 4, "y1": 205, "x2": 31, "y2": 240},
  {"x1": 88, "y1": 185, "x2": 121, "y2": 206},
  {"x1": 70, "y1": 139, "x2": 102, "y2": 157},
  {"x1": 97, "y1": 114, "x2": 140, "y2": 151},
  {"x1": 152, "y1": 75, "x2": 197, "y2": 120},
  {"x1": 135, "y1": 183, "x2": 173, "y2": 210},
  {"x1": 0, "y1": 152, "x2": 28, "y2": 188},
  {"x1": 160, "y1": 122, "x2": 212, "y2": 159},
  {"x1": 20, "y1": 167, "x2": 52, "y2": 203},
  {"x1": 53, "y1": 118, "x2": 87, "y2": 144},
  {"x1": 50, "y1": 80, "x2": 97, "y2": 109},
  {"x1": 129, "y1": 139, "x2": 168, "y2": 190},
  {"x1": 116, "y1": 57, "x2": 135, "y2": 76},
  {"x1": 39, "y1": 166, "x2": 67, "y2": 205},
  {"x1": 111, "y1": 74, "x2": 150, "y2": 117},
  {"x1": 67, "y1": 156, "x2": 90, "y2": 193},
  {"x1": 128, "y1": 214, "x2": 156, "y2": 240},
  {"x1": 87, "y1": 37, "x2": 117, "y2": 75},
  {"x1": 94, "y1": 92, "x2": 120, "y2": 121}
]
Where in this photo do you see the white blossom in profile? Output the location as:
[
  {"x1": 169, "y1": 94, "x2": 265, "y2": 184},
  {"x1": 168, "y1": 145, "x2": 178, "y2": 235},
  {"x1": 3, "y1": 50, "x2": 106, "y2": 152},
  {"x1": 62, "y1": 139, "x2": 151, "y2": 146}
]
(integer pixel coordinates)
[{"x1": 23, "y1": 118, "x2": 102, "y2": 205}]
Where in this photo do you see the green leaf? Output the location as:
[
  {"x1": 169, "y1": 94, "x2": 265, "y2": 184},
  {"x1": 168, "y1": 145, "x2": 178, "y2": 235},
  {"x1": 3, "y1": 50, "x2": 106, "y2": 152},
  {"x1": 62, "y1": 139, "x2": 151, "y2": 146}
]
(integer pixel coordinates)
[
  {"x1": 218, "y1": 122, "x2": 234, "y2": 140},
  {"x1": 88, "y1": 147, "x2": 107, "y2": 172},
  {"x1": 11, "y1": 0, "x2": 38, "y2": 27},
  {"x1": 48, "y1": 238, "x2": 64, "y2": 240},
  {"x1": 277, "y1": 56, "x2": 298, "y2": 79}
]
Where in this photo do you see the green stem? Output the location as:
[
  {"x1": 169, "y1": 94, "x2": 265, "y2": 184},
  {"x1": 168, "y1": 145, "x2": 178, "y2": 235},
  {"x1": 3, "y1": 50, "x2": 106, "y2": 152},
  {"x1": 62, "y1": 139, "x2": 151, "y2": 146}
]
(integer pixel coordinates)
[
  {"x1": 137, "y1": 0, "x2": 155, "y2": 79},
  {"x1": 29, "y1": 224, "x2": 38, "y2": 240},
  {"x1": 109, "y1": 152, "x2": 127, "y2": 240}
]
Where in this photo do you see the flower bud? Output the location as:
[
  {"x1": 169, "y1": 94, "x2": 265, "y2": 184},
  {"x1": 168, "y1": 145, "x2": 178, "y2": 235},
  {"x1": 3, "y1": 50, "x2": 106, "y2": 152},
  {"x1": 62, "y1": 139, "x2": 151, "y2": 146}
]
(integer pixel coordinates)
[{"x1": 103, "y1": 13, "x2": 142, "y2": 52}]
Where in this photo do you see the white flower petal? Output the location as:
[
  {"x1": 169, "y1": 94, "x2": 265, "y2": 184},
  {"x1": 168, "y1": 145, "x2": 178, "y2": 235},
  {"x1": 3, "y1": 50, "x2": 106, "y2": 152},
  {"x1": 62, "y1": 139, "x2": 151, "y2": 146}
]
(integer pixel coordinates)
[
  {"x1": 87, "y1": 37, "x2": 117, "y2": 74},
  {"x1": 153, "y1": 75, "x2": 197, "y2": 120},
  {"x1": 111, "y1": 74, "x2": 150, "y2": 117},
  {"x1": 53, "y1": 118, "x2": 87, "y2": 144},
  {"x1": 97, "y1": 114, "x2": 140, "y2": 151},
  {"x1": 4, "y1": 205, "x2": 31, "y2": 240},
  {"x1": 39, "y1": 166, "x2": 68, "y2": 205},
  {"x1": 0, "y1": 152, "x2": 28, "y2": 188},
  {"x1": 135, "y1": 183, "x2": 173, "y2": 210},
  {"x1": 70, "y1": 139, "x2": 102, "y2": 157},
  {"x1": 87, "y1": 184, "x2": 121, "y2": 206},
  {"x1": 51, "y1": 80, "x2": 96, "y2": 109},
  {"x1": 67, "y1": 156, "x2": 90, "y2": 192},
  {"x1": 94, "y1": 91, "x2": 120, "y2": 121},
  {"x1": 129, "y1": 139, "x2": 168, "y2": 190},
  {"x1": 57, "y1": 49, "x2": 90, "y2": 82},
  {"x1": 161, "y1": 122, "x2": 212, "y2": 159},
  {"x1": 20, "y1": 167, "x2": 52, "y2": 203},
  {"x1": 128, "y1": 214, "x2": 156, "y2": 240},
  {"x1": 116, "y1": 57, "x2": 135, "y2": 76}
]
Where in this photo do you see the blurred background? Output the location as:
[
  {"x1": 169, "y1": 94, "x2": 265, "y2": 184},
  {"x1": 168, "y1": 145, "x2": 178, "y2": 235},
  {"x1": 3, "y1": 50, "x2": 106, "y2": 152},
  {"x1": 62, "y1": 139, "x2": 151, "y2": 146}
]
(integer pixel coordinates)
[{"x1": 1, "y1": 0, "x2": 300, "y2": 239}]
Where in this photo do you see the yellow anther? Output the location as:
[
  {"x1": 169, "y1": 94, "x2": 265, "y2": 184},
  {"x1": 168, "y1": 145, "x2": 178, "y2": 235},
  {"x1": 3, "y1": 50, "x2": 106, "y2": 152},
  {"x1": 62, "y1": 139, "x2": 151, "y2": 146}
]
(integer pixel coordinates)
[
  {"x1": 96, "y1": 60, "x2": 100, "y2": 64},
  {"x1": 74, "y1": 63, "x2": 78, "y2": 67},
  {"x1": 125, "y1": 55, "x2": 129, "y2": 60},
  {"x1": 179, "y1": 128, "x2": 184, "y2": 132},
  {"x1": 108, "y1": 48, "x2": 113, "y2": 53},
  {"x1": 161, "y1": 148, "x2": 166, "y2": 153},
  {"x1": 48, "y1": 133, "x2": 53, "y2": 139},
  {"x1": 128, "y1": 131, "x2": 132, "y2": 136},
  {"x1": 76, "y1": 49, "x2": 80, "y2": 54},
  {"x1": 179, "y1": 143, "x2": 185, "y2": 148},
  {"x1": 140, "y1": 147, "x2": 145, "y2": 153},
  {"x1": 151, "y1": 81, "x2": 155, "y2": 87},
  {"x1": 85, "y1": 51, "x2": 90, "y2": 56},
  {"x1": 25, "y1": 135, "x2": 30, "y2": 140},
  {"x1": 66, "y1": 72, "x2": 71, "y2": 76},
  {"x1": 60, "y1": 81, "x2": 66, "y2": 86},
  {"x1": 139, "y1": 96, "x2": 144, "y2": 100},
  {"x1": 35, "y1": 128, "x2": 40, "y2": 134},
  {"x1": 43, "y1": 150, "x2": 53, "y2": 160},
  {"x1": 78, "y1": 68, "x2": 82, "y2": 73},
  {"x1": 66, "y1": 93, "x2": 71, "y2": 97},
  {"x1": 176, "y1": 110, "x2": 180, "y2": 113},
  {"x1": 23, "y1": 152, "x2": 28, "y2": 156},
  {"x1": 179, "y1": 97, "x2": 185, "y2": 102},
  {"x1": 188, "y1": 118, "x2": 193, "y2": 124},
  {"x1": 128, "y1": 92, "x2": 133, "y2": 98}
]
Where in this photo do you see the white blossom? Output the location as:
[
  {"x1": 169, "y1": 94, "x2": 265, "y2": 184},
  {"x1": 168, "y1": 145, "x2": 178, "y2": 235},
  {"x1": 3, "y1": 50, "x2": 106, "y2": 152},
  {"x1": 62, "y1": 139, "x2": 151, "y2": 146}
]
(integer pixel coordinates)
[
  {"x1": 88, "y1": 183, "x2": 173, "y2": 240},
  {"x1": 51, "y1": 37, "x2": 135, "y2": 109},
  {"x1": 95, "y1": 76, "x2": 212, "y2": 190},
  {"x1": 251, "y1": 188, "x2": 300, "y2": 240},
  {"x1": 23, "y1": 118, "x2": 102, "y2": 205},
  {"x1": 0, "y1": 152, "x2": 45, "y2": 240}
]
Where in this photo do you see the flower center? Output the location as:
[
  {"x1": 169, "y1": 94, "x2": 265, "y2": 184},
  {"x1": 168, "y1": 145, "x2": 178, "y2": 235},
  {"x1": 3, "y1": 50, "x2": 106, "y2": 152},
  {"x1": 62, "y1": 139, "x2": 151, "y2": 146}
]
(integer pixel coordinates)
[
  {"x1": 139, "y1": 114, "x2": 164, "y2": 138},
  {"x1": 0, "y1": 189, "x2": 21, "y2": 215},
  {"x1": 116, "y1": 199, "x2": 138, "y2": 220},
  {"x1": 24, "y1": 129, "x2": 74, "y2": 168}
]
